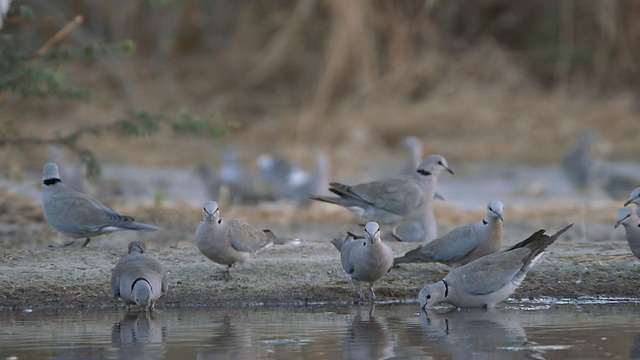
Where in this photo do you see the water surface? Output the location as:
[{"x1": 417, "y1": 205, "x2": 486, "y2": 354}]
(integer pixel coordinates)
[{"x1": 2, "y1": 302, "x2": 640, "y2": 359}]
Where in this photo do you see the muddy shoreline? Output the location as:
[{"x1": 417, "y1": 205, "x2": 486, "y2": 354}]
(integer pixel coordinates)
[{"x1": 1, "y1": 210, "x2": 638, "y2": 312}]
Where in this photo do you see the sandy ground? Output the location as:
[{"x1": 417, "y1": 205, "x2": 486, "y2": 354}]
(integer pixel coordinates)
[{"x1": 0, "y1": 165, "x2": 638, "y2": 312}]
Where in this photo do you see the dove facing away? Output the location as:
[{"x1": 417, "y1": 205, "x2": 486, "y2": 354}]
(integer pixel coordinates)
[
  {"x1": 195, "y1": 201, "x2": 274, "y2": 279},
  {"x1": 310, "y1": 155, "x2": 453, "y2": 224},
  {"x1": 41, "y1": 163, "x2": 162, "y2": 247},
  {"x1": 395, "y1": 200, "x2": 504, "y2": 267},
  {"x1": 419, "y1": 224, "x2": 573, "y2": 309},
  {"x1": 110, "y1": 241, "x2": 169, "y2": 311},
  {"x1": 331, "y1": 222, "x2": 394, "y2": 302},
  {"x1": 615, "y1": 206, "x2": 640, "y2": 260}
]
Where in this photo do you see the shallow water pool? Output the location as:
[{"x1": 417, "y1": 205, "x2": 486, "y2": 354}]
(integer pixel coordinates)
[{"x1": 1, "y1": 301, "x2": 640, "y2": 359}]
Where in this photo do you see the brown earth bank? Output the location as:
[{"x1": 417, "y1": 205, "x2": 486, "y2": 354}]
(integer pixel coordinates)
[{"x1": 1, "y1": 196, "x2": 638, "y2": 312}]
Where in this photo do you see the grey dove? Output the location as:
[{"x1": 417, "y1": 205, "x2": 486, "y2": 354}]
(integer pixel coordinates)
[
  {"x1": 419, "y1": 224, "x2": 573, "y2": 309},
  {"x1": 615, "y1": 206, "x2": 640, "y2": 260},
  {"x1": 218, "y1": 148, "x2": 261, "y2": 204},
  {"x1": 310, "y1": 154, "x2": 453, "y2": 225},
  {"x1": 331, "y1": 222, "x2": 394, "y2": 302},
  {"x1": 395, "y1": 200, "x2": 504, "y2": 267},
  {"x1": 561, "y1": 131, "x2": 599, "y2": 190},
  {"x1": 256, "y1": 152, "x2": 330, "y2": 201},
  {"x1": 399, "y1": 136, "x2": 423, "y2": 177},
  {"x1": 110, "y1": 241, "x2": 169, "y2": 311},
  {"x1": 195, "y1": 201, "x2": 274, "y2": 278},
  {"x1": 398, "y1": 136, "x2": 444, "y2": 202},
  {"x1": 41, "y1": 163, "x2": 162, "y2": 247},
  {"x1": 624, "y1": 188, "x2": 640, "y2": 217}
]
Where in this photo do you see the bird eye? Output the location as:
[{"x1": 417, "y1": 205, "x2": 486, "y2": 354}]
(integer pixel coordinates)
[{"x1": 426, "y1": 295, "x2": 431, "y2": 299}]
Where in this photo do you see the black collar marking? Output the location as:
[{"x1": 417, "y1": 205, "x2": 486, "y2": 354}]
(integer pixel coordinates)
[
  {"x1": 482, "y1": 219, "x2": 488, "y2": 225},
  {"x1": 43, "y1": 178, "x2": 61, "y2": 186},
  {"x1": 442, "y1": 279, "x2": 449, "y2": 297},
  {"x1": 131, "y1": 278, "x2": 152, "y2": 293},
  {"x1": 417, "y1": 169, "x2": 432, "y2": 176}
]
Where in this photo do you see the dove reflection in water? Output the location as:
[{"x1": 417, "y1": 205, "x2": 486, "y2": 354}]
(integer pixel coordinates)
[
  {"x1": 419, "y1": 309, "x2": 542, "y2": 359},
  {"x1": 111, "y1": 312, "x2": 167, "y2": 359},
  {"x1": 340, "y1": 303, "x2": 395, "y2": 360}
]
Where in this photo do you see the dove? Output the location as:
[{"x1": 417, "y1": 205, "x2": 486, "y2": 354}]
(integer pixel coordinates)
[
  {"x1": 218, "y1": 147, "x2": 264, "y2": 204},
  {"x1": 395, "y1": 200, "x2": 504, "y2": 267},
  {"x1": 41, "y1": 163, "x2": 163, "y2": 247},
  {"x1": 561, "y1": 131, "x2": 599, "y2": 190},
  {"x1": 399, "y1": 136, "x2": 423, "y2": 177},
  {"x1": 256, "y1": 152, "x2": 330, "y2": 201},
  {"x1": 418, "y1": 224, "x2": 573, "y2": 309},
  {"x1": 331, "y1": 222, "x2": 394, "y2": 301},
  {"x1": 624, "y1": 188, "x2": 640, "y2": 216},
  {"x1": 310, "y1": 154, "x2": 453, "y2": 225},
  {"x1": 194, "y1": 201, "x2": 274, "y2": 278},
  {"x1": 110, "y1": 241, "x2": 169, "y2": 311},
  {"x1": 615, "y1": 206, "x2": 640, "y2": 260}
]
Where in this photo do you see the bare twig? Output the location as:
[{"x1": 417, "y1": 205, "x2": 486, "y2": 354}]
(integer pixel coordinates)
[{"x1": 35, "y1": 15, "x2": 83, "y2": 57}]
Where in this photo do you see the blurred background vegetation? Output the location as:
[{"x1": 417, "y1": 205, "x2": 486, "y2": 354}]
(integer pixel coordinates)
[{"x1": 1, "y1": 0, "x2": 639, "y2": 175}]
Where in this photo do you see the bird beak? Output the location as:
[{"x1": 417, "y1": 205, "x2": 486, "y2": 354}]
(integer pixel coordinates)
[
  {"x1": 615, "y1": 215, "x2": 629, "y2": 229},
  {"x1": 624, "y1": 198, "x2": 635, "y2": 207},
  {"x1": 494, "y1": 211, "x2": 504, "y2": 222},
  {"x1": 445, "y1": 167, "x2": 454, "y2": 175}
]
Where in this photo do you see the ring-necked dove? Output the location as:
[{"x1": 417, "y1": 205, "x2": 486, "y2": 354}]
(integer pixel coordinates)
[
  {"x1": 41, "y1": 163, "x2": 162, "y2": 247},
  {"x1": 400, "y1": 136, "x2": 423, "y2": 177},
  {"x1": 624, "y1": 188, "x2": 640, "y2": 216},
  {"x1": 395, "y1": 200, "x2": 504, "y2": 267},
  {"x1": 398, "y1": 137, "x2": 444, "y2": 202},
  {"x1": 256, "y1": 152, "x2": 330, "y2": 202},
  {"x1": 218, "y1": 148, "x2": 261, "y2": 204},
  {"x1": 615, "y1": 206, "x2": 640, "y2": 260},
  {"x1": 310, "y1": 154, "x2": 453, "y2": 225},
  {"x1": 195, "y1": 201, "x2": 274, "y2": 279},
  {"x1": 331, "y1": 222, "x2": 394, "y2": 302},
  {"x1": 419, "y1": 224, "x2": 573, "y2": 309},
  {"x1": 561, "y1": 131, "x2": 599, "y2": 190},
  {"x1": 110, "y1": 241, "x2": 169, "y2": 311}
]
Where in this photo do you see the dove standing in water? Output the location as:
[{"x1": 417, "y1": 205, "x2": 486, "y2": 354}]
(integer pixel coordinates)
[
  {"x1": 615, "y1": 206, "x2": 640, "y2": 260},
  {"x1": 111, "y1": 241, "x2": 169, "y2": 311},
  {"x1": 41, "y1": 163, "x2": 162, "y2": 247},
  {"x1": 310, "y1": 155, "x2": 453, "y2": 226},
  {"x1": 419, "y1": 224, "x2": 573, "y2": 309},
  {"x1": 331, "y1": 222, "x2": 394, "y2": 302},
  {"x1": 395, "y1": 200, "x2": 504, "y2": 267},
  {"x1": 195, "y1": 201, "x2": 274, "y2": 279}
]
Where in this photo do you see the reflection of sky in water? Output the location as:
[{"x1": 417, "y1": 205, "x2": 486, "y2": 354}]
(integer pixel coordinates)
[{"x1": 2, "y1": 303, "x2": 640, "y2": 359}]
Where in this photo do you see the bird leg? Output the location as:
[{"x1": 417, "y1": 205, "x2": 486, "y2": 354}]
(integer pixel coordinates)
[
  {"x1": 61, "y1": 238, "x2": 76, "y2": 247},
  {"x1": 222, "y1": 265, "x2": 232, "y2": 281},
  {"x1": 351, "y1": 279, "x2": 367, "y2": 302},
  {"x1": 368, "y1": 284, "x2": 378, "y2": 302},
  {"x1": 81, "y1": 237, "x2": 91, "y2": 247}
]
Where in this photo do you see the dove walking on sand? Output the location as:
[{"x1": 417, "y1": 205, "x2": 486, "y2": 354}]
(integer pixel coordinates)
[
  {"x1": 331, "y1": 222, "x2": 394, "y2": 302},
  {"x1": 395, "y1": 200, "x2": 504, "y2": 267},
  {"x1": 615, "y1": 206, "x2": 640, "y2": 260},
  {"x1": 41, "y1": 163, "x2": 162, "y2": 247},
  {"x1": 111, "y1": 241, "x2": 169, "y2": 311},
  {"x1": 419, "y1": 224, "x2": 573, "y2": 309},
  {"x1": 311, "y1": 154, "x2": 453, "y2": 226},
  {"x1": 195, "y1": 201, "x2": 274, "y2": 279}
]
